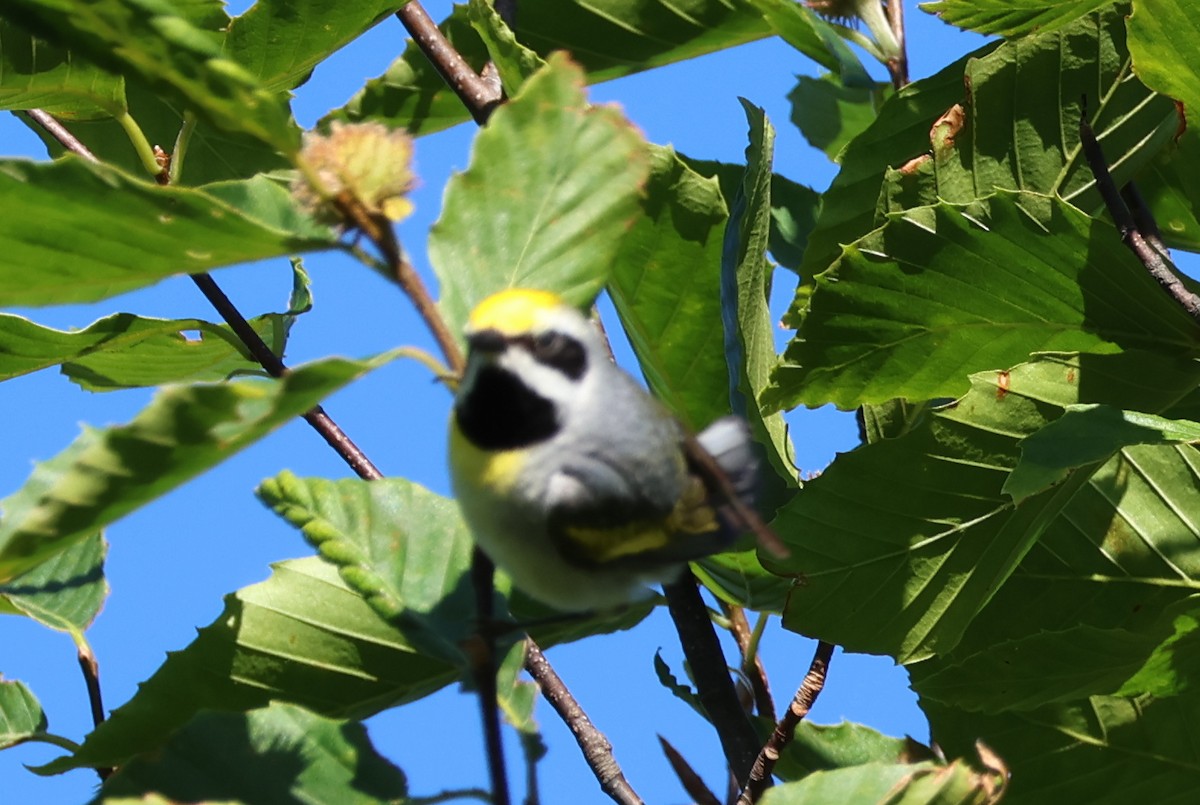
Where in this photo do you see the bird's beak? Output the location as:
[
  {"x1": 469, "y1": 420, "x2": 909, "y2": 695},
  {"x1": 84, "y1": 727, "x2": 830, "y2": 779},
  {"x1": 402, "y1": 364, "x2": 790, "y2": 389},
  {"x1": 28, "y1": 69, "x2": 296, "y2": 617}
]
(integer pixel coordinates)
[{"x1": 465, "y1": 328, "x2": 508, "y2": 355}]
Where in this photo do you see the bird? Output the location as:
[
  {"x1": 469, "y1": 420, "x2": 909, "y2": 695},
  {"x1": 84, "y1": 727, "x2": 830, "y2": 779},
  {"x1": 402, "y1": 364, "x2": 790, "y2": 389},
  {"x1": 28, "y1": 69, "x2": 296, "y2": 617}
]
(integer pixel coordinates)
[{"x1": 448, "y1": 287, "x2": 758, "y2": 612}]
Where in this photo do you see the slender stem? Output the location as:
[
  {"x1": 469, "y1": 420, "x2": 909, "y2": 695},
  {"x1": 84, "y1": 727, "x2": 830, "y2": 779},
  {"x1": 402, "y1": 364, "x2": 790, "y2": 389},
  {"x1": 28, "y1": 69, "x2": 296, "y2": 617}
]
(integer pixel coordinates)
[
  {"x1": 171, "y1": 113, "x2": 197, "y2": 185},
  {"x1": 26, "y1": 110, "x2": 98, "y2": 162},
  {"x1": 663, "y1": 573, "x2": 761, "y2": 787},
  {"x1": 1079, "y1": 112, "x2": 1200, "y2": 323},
  {"x1": 24, "y1": 732, "x2": 83, "y2": 754},
  {"x1": 330, "y1": 192, "x2": 464, "y2": 372},
  {"x1": 525, "y1": 642, "x2": 645, "y2": 805},
  {"x1": 470, "y1": 549, "x2": 511, "y2": 805},
  {"x1": 885, "y1": 0, "x2": 910, "y2": 89},
  {"x1": 737, "y1": 641, "x2": 835, "y2": 805},
  {"x1": 113, "y1": 110, "x2": 165, "y2": 180},
  {"x1": 722, "y1": 602, "x2": 775, "y2": 718},
  {"x1": 75, "y1": 640, "x2": 113, "y2": 781},
  {"x1": 395, "y1": 2, "x2": 502, "y2": 125}
]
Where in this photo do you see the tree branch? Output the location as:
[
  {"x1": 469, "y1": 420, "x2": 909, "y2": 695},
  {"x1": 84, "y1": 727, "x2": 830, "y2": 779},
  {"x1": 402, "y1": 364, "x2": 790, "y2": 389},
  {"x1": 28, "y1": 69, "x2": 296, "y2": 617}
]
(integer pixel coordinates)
[
  {"x1": 737, "y1": 640, "x2": 835, "y2": 805},
  {"x1": 1079, "y1": 111, "x2": 1200, "y2": 323},
  {"x1": 525, "y1": 642, "x2": 645, "y2": 805},
  {"x1": 663, "y1": 572, "x2": 762, "y2": 787},
  {"x1": 395, "y1": 2, "x2": 503, "y2": 125},
  {"x1": 25, "y1": 109, "x2": 99, "y2": 161}
]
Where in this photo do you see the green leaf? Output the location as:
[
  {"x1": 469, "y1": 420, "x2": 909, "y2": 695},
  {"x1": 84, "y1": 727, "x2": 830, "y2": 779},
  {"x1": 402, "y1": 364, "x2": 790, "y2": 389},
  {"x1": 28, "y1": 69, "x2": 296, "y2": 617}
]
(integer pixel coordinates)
[
  {"x1": 0, "y1": 312, "x2": 261, "y2": 386},
  {"x1": 0, "y1": 679, "x2": 48, "y2": 749},
  {"x1": 802, "y1": 7, "x2": 1177, "y2": 278},
  {"x1": 923, "y1": 692, "x2": 1200, "y2": 804},
  {"x1": 0, "y1": 533, "x2": 106, "y2": 633},
  {"x1": 94, "y1": 703, "x2": 408, "y2": 803},
  {"x1": 1128, "y1": 0, "x2": 1200, "y2": 116},
  {"x1": 60, "y1": 314, "x2": 287, "y2": 392},
  {"x1": 257, "y1": 472, "x2": 476, "y2": 665},
  {"x1": 913, "y1": 599, "x2": 1200, "y2": 712},
  {"x1": 23, "y1": 77, "x2": 292, "y2": 185},
  {"x1": 607, "y1": 146, "x2": 731, "y2": 432},
  {"x1": 468, "y1": 0, "x2": 545, "y2": 95},
  {"x1": 329, "y1": 0, "x2": 771, "y2": 135},
  {"x1": 770, "y1": 351, "x2": 1200, "y2": 663},
  {"x1": 693, "y1": 548, "x2": 790, "y2": 612},
  {"x1": 761, "y1": 758, "x2": 1005, "y2": 804},
  {"x1": 223, "y1": 0, "x2": 405, "y2": 93},
  {"x1": 685, "y1": 158, "x2": 821, "y2": 274},
  {"x1": 745, "y1": 0, "x2": 873, "y2": 85},
  {"x1": 0, "y1": 159, "x2": 336, "y2": 307},
  {"x1": 723, "y1": 102, "x2": 797, "y2": 496},
  {"x1": 38, "y1": 556, "x2": 458, "y2": 773},
  {"x1": 919, "y1": 0, "x2": 1119, "y2": 37},
  {"x1": 430, "y1": 53, "x2": 649, "y2": 337},
  {"x1": 0, "y1": 22, "x2": 125, "y2": 118},
  {"x1": 1006, "y1": 404, "x2": 1200, "y2": 502},
  {"x1": 788, "y1": 74, "x2": 891, "y2": 162},
  {"x1": 775, "y1": 721, "x2": 932, "y2": 780},
  {"x1": 1134, "y1": 127, "x2": 1200, "y2": 252},
  {"x1": 1, "y1": 0, "x2": 299, "y2": 153},
  {"x1": 767, "y1": 194, "x2": 1200, "y2": 412},
  {"x1": 0, "y1": 353, "x2": 398, "y2": 583}
]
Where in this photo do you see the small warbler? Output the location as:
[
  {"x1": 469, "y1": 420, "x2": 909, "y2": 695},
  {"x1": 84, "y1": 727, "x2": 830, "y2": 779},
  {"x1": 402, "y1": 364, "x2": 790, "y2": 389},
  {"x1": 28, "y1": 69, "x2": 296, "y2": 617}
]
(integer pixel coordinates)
[{"x1": 449, "y1": 288, "x2": 757, "y2": 611}]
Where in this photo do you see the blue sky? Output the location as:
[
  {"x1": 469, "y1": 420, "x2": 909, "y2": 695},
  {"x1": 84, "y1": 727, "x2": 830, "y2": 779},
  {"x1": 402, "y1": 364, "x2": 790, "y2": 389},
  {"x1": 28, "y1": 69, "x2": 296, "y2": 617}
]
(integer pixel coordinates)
[{"x1": 0, "y1": 4, "x2": 1006, "y2": 802}]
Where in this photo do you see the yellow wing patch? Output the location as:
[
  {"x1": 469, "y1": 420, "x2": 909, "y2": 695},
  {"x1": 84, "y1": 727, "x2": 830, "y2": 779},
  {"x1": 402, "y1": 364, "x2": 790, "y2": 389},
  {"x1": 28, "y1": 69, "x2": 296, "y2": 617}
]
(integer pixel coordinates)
[{"x1": 561, "y1": 477, "x2": 721, "y2": 565}]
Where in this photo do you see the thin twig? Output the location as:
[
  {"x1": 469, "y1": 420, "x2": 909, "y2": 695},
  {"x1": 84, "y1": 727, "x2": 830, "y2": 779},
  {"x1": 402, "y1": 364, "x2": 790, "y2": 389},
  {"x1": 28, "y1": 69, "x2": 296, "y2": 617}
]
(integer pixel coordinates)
[
  {"x1": 330, "y1": 192, "x2": 464, "y2": 373},
  {"x1": 525, "y1": 642, "x2": 645, "y2": 805},
  {"x1": 76, "y1": 643, "x2": 112, "y2": 780},
  {"x1": 657, "y1": 735, "x2": 721, "y2": 805},
  {"x1": 469, "y1": 549, "x2": 512, "y2": 805},
  {"x1": 663, "y1": 572, "x2": 762, "y2": 787},
  {"x1": 1121, "y1": 182, "x2": 1170, "y2": 256},
  {"x1": 26, "y1": 110, "x2": 386, "y2": 482},
  {"x1": 884, "y1": 0, "x2": 909, "y2": 89},
  {"x1": 737, "y1": 641, "x2": 835, "y2": 805},
  {"x1": 395, "y1": 2, "x2": 503, "y2": 125},
  {"x1": 721, "y1": 602, "x2": 775, "y2": 718},
  {"x1": 1079, "y1": 111, "x2": 1200, "y2": 323},
  {"x1": 26, "y1": 109, "x2": 98, "y2": 162}
]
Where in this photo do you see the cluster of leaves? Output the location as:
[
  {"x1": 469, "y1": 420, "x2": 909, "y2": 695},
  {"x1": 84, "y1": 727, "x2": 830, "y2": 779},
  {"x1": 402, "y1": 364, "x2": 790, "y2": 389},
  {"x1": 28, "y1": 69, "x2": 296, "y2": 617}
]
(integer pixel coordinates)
[{"x1": 0, "y1": 0, "x2": 1197, "y2": 803}]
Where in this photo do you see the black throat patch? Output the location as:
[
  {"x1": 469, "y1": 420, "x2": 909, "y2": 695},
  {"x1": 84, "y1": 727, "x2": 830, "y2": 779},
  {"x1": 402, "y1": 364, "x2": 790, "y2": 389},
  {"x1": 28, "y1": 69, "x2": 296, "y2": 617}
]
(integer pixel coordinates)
[{"x1": 455, "y1": 365, "x2": 560, "y2": 450}]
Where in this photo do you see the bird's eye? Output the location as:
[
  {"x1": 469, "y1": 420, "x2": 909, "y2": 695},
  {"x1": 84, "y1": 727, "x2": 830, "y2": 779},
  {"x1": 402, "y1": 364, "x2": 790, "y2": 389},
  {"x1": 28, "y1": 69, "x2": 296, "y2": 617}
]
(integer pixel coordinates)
[{"x1": 530, "y1": 331, "x2": 587, "y2": 380}]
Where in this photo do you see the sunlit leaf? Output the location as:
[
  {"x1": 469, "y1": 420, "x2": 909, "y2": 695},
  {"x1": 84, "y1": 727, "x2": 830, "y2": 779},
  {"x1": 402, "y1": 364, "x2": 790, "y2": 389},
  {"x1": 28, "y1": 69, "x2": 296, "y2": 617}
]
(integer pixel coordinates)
[
  {"x1": 920, "y1": 0, "x2": 1118, "y2": 37},
  {"x1": 0, "y1": 353, "x2": 398, "y2": 583},
  {"x1": 0, "y1": 679, "x2": 47, "y2": 750},
  {"x1": 0, "y1": 0, "x2": 298, "y2": 153},
  {"x1": 329, "y1": 0, "x2": 771, "y2": 135},
  {"x1": 0, "y1": 21, "x2": 124, "y2": 118},
  {"x1": 1128, "y1": 0, "x2": 1200, "y2": 115},
  {"x1": 0, "y1": 159, "x2": 336, "y2": 307},
  {"x1": 0, "y1": 533, "x2": 106, "y2": 633},
  {"x1": 95, "y1": 703, "x2": 408, "y2": 803},
  {"x1": 768, "y1": 194, "x2": 1200, "y2": 412},
  {"x1": 430, "y1": 53, "x2": 649, "y2": 336},
  {"x1": 38, "y1": 556, "x2": 457, "y2": 773},
  {"x1": 771, "y1": 351, "x2": 1200, "y2": 662}
]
